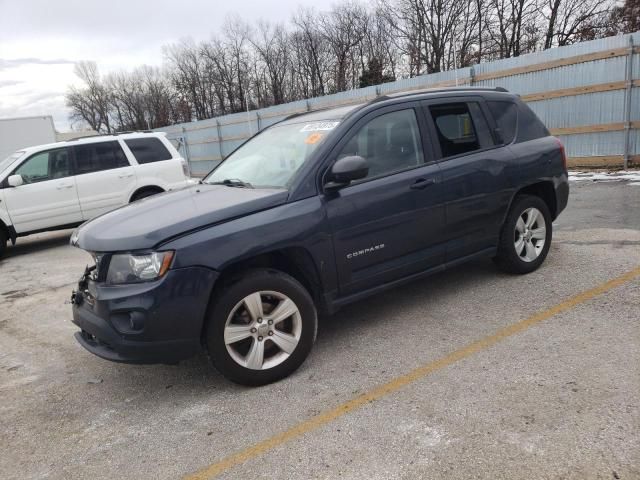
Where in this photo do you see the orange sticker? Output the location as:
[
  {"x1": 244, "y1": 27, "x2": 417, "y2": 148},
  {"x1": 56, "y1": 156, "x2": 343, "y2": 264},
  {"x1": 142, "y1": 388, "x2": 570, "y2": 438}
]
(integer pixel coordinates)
[{"x1": 305, "y1": 133, "x2": 324, "y2": 144}]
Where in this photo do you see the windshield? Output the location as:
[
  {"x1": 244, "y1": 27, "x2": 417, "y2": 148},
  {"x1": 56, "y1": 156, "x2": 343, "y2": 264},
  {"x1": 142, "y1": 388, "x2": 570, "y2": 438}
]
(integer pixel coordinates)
[
  {"x1": 0, "y1": 151, "x2": 25, "y2": 174},
  {"x1": 204, "y1": 120, "x2": 340, "y2": 188}
]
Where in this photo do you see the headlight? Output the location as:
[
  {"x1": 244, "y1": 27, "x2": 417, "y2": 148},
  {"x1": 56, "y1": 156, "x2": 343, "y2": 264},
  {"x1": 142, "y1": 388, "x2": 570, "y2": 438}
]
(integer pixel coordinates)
[{"x1": 106, "y1": 251, "x2": 174, "y2": 285}]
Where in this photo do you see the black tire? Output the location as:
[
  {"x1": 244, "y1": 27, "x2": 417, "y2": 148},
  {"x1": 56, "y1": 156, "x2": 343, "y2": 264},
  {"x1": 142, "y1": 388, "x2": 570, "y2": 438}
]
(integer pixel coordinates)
[
  {"x1": 493, "y1": 194, "x2": 552, "y2": 274},
  {"x1": 130, "y1": 188, "x2": 162, "y2": 202},
  {"x1": 205, "y1": 269, "x2": 317, "y2": 386},
  {"x1": 0, "y1": 228, "x2": 7, "y2": 258}
]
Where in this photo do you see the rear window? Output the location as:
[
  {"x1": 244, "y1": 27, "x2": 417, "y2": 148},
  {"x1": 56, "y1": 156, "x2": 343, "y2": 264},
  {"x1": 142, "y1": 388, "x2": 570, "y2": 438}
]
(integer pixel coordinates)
[
  {"x1": 73, "y1": 141, "x2": 129, "y2": 174},
  {"x1": 125, "y1": 138, "x2": 173, "y2": 164},
  {"x1": 515, "y1": 103, "x2": 549, "y2": 143},
  {"x1": 487, "y1": 101, "x2": 517, "y2": 144}
]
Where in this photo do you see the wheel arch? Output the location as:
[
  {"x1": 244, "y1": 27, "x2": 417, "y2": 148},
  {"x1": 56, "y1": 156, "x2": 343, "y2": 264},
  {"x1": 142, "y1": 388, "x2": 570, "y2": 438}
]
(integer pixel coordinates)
[
  {"x1": 0, "y1": 218, "x2": 16, "y2": 244},
  {"x1": 506, "y1": 180, "x2": 558, "y2": 223},
  {"x1": 215, "y1": 248, "x2": 323, "y2": 304},
  {"x1": 129, "y1": 185, "x2": 165, "y2": 202},
  {"x1": 201, "y1": 247, "x2": 324, "y2": 340}
]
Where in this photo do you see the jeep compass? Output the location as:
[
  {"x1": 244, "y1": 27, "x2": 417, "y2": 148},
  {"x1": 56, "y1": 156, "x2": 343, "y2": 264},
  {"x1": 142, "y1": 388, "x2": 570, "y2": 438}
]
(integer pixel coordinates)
[{"x1": 70, "y1": 88, "x2": 569, "y2": 385}]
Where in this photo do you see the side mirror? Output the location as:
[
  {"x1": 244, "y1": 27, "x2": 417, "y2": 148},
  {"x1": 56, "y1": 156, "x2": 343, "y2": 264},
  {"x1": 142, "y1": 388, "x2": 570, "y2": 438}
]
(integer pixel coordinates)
[
  {"x1": 7, "y1": 174, "x2": 24, "y2": 187},
  {"x1": 325, "y1": 156, "x2": 368, "y2": 190}
]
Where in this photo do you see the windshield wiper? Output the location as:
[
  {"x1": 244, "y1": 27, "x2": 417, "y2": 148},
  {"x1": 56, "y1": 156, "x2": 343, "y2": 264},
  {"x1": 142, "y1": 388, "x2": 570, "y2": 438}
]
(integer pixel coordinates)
[{"x1": 210, "y1": 178, "x2": 254, "y2": 188}]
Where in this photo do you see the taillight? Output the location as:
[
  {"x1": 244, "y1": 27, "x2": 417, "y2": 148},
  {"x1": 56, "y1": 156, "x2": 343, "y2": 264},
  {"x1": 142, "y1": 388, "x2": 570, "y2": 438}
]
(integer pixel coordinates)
[
  {"x1": 181, "y1": 159, "x2": 190, "y2": 177},
  {"x1": 554, "y1": 137, "x2": 567, "y2": 171}
]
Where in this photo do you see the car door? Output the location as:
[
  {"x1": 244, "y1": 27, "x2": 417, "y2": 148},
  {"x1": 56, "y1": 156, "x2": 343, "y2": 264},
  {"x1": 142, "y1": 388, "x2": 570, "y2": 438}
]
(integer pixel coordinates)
[
  {"x1": 72, "y1": 141, "x2": 137, "y2": 220},
  {"x1": 2, "y1": 147, "x2": 82, "y2": 233},
  {"x1": 421, "y1": 98, "x2": 513, "y2": 261},
  {"x1": 324, "y1": 104, "x2": 446, "y2": 296}
]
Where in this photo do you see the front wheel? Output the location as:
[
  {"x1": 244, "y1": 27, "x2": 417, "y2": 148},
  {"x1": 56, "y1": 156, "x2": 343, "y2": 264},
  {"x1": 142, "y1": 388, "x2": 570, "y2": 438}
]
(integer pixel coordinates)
[
  {"x1": 494, "y1": 195, "x2": 552, "y2": 274},
  {"x1": 205, "y1": 269, "x2": 317, "y2": 386}
]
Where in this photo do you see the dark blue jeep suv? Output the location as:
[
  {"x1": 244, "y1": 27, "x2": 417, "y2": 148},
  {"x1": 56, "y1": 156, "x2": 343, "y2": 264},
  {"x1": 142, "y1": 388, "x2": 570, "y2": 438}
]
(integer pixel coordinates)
[{"x1": 70, "y1": 88, "x2": 569, "y2": 385}]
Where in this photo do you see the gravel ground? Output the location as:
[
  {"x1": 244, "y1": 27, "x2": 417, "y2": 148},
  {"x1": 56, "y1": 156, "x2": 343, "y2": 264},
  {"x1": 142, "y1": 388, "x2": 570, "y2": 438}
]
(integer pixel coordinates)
[{"x1": 1, "y1": 180, "x2": 639, "y2": 480}]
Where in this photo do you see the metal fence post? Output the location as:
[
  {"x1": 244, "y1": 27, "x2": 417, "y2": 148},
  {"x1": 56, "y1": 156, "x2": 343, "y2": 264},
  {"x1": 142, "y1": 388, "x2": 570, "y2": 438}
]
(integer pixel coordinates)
[
  {"x1": 470, "y1": 66, "x2": 476, "y2": 87},
  {"x1": 256, "y1": 112, "x2": 262, "y2": 132},
  {"x1": 215, "y1": 119, "x2": 224, "y2": 161},
  {"x1": 181, "y1": 126, "x2": 191, "y2": 162},
  {"x1": 623, "y1": 36, "x2": 634, "y2": 170}
]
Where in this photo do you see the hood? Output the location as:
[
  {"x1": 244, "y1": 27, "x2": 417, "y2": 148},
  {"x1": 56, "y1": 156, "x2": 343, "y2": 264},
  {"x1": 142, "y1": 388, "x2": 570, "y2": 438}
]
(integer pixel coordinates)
[{"x1": 73, "y1": 184, "x2": 288, "y2": 252}]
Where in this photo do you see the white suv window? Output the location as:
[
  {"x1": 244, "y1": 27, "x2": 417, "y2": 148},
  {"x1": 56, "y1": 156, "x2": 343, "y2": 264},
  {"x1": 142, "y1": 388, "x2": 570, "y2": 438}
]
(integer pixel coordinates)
[
  {"x1": 125, "y1": 138, "x2": 172, "y2": 164},
  {"x1": 14, "y1": 148, "x2": 72, "y2": 184},
  {"x1": 73, "y1": 141, "x2": 129, "y2": 175}
]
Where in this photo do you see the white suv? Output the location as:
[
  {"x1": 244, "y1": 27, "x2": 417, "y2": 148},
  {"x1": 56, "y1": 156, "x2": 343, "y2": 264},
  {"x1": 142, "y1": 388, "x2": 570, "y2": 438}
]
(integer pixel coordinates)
[{"x1": 0, "y1": 132, "x2": 194, "y2": 256}]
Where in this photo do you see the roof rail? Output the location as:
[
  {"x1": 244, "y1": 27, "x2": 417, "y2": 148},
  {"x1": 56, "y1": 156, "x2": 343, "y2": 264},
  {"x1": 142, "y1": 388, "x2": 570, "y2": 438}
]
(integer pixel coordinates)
[
  {"x1": 65, "y1": 133, "x2": 105, "y2": 141},
  {"x1": 115, "y1": 130, "x2": 154, "y2": 135},
  {"x1": 378, "y1": 86, "x2": 510, "y2": 102},
  {"x1": 268, "y1": 86, "x2": 511, "y2": 125},
  {"x1": 65, "y1": 130, "x2": 155, "y2": 142}
]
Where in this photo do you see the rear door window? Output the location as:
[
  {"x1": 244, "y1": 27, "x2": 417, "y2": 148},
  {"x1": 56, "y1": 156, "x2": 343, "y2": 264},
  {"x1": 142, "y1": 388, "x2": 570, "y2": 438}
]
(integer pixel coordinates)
[
  {"x1": 73, "y1": 141, "x2": 129, "y2": 175},
  {"x1": 428, "y1": 102, "x2": 490, "y2": 158},
  {"x1": 487, "y1": 101, "x2": 517, "y2": 144},
  {"x1": 124, "y1": 138, "x2": 173, "y2": 164}
]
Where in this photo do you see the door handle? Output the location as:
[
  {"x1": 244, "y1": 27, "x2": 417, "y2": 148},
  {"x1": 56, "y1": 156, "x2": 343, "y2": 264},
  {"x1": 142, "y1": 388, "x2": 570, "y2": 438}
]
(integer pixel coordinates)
[
  {"x1": 118, "y1": 173, "x2": 134, "y2": 178},
  {"x1": 410, "y1": 178, "x2": 436, "y2": 190},
  {"x1": 56, "y1": 183, "x2": 73, "y2": 190}
]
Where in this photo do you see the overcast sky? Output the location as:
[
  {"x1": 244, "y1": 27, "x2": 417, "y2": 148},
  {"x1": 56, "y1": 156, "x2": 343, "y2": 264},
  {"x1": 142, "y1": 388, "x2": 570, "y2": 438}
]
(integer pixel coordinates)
[{"x1": 0, "y1": 0, "x2": 320, "y2": 131}]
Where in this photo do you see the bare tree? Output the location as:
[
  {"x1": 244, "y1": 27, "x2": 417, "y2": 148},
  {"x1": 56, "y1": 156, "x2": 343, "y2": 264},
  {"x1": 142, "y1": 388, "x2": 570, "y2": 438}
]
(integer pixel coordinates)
[
  {"x1": 542, "y1": 0, "x2": 609, "y2": 49},
  {"x1": 250, "y1": 22, "x2": 291, "y2": 105},
  {"x1": 67, "y1": 0, "x2": 623, "y2": 132},
  {"x1": 292, "y1": 8, "x2": 331, "y2": 97},
  {"x1": 321, "y1": 3, "x2": 367, "y2": 92},
  {"x1": 66, "y1": 61, "x2": 112, "y2": 133}
]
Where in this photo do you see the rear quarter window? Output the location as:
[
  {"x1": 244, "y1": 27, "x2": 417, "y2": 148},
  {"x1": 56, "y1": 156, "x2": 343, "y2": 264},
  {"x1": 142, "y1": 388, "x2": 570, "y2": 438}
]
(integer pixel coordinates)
[
  {"x1": 515, "y1": 103, "x2": 549, "y2": 143},
  {"x1": 487, "y1": 101, "x2": 517, "y2": 144},
  {"x1": 125, "y1": 138, "x2": 173, "y2": 164}
]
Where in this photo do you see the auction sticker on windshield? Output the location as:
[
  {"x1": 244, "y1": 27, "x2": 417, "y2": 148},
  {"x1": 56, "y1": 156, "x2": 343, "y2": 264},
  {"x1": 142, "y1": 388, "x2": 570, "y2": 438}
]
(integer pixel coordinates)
[
  {"x1": 300, "y1": 121, "x2": 340, "y2": 132},
  {"x1": 305, "y1": 133, "x2": 324, "y2": 144}
]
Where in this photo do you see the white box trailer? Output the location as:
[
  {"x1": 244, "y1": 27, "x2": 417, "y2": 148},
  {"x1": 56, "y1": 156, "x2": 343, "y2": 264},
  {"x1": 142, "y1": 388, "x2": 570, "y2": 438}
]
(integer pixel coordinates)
[{"x1": 0, "y1": 116, "x2": 57, "y2": 161}]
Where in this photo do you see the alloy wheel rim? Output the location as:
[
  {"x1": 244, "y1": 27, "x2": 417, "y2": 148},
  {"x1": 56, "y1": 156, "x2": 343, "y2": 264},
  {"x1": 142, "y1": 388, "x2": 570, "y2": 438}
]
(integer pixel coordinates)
[
  {"x1": 224, "y1": 291, "x2": 302, "y2": 370},
  {"x1": 514, "y1": 207, "x2": 546, "y2": 262}
]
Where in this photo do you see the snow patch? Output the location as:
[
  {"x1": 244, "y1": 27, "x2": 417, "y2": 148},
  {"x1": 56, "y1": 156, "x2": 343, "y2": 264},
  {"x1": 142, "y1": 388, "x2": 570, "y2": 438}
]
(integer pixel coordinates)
[{"x1": 569, "y1": 170, "x2": 640, "y2": 183}]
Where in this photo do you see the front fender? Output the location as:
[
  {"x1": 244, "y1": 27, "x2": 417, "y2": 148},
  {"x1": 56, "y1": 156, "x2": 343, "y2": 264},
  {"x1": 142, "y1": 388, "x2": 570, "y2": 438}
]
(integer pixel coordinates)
[{"x1": 160, "y1": 196, "x2": 338, "y2": 295}]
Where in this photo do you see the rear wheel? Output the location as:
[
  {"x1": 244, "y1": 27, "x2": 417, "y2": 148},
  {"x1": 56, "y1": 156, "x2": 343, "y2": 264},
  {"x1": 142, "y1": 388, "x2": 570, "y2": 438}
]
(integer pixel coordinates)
[
  {"x1": 0, "y1": 228, "x2": 7, "y2": 258},
  {"x1": 494, "y1": 195, "x2": 552, "y2": 274},
  {"x1": 130, "y1": 188, "x2": 163, "y2": 202},
  {"x1": 205, "y1": 269, "x2": 317, "y2": 386}
]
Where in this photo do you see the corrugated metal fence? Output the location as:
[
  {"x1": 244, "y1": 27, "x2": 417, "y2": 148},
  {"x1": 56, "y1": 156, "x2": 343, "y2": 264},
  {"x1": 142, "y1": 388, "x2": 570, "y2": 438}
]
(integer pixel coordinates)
[{"x1": 157, "y1": 32, "x2": 640, "y2": 175}]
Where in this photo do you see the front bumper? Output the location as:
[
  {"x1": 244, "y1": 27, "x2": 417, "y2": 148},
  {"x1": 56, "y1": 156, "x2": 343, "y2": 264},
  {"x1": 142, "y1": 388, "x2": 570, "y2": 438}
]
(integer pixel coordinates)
[{"x1": 71, "y1": 266, "x2": 218, "y2": 364}]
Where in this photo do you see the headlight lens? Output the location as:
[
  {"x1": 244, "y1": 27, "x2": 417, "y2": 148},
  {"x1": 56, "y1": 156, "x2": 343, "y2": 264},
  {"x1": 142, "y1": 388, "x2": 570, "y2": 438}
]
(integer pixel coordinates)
[{"x1": 106, "y1": 251, "x2": 174, "y2": 285}]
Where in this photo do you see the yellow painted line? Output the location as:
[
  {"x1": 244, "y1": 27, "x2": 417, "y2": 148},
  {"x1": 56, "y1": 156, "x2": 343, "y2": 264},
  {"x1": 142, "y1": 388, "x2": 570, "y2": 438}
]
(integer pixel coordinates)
[{"x1": 185, "y1": 266, "x2": 640, "y2": 480}]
